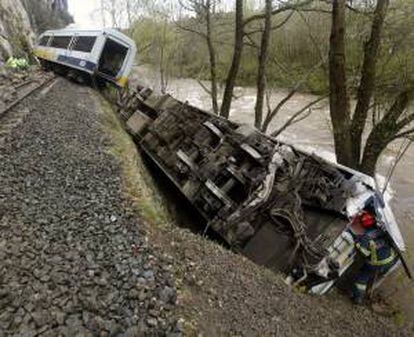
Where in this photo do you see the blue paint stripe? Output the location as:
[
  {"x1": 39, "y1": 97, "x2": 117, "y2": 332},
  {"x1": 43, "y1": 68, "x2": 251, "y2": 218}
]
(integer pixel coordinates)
[{"x1": 56, "y1": 55, "x2": 97, "y2": 72}]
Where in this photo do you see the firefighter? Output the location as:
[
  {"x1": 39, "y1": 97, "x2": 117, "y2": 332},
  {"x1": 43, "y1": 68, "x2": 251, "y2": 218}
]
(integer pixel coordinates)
[{"x1": 349, "y1": 208, "x2": 397, "y2": 304}]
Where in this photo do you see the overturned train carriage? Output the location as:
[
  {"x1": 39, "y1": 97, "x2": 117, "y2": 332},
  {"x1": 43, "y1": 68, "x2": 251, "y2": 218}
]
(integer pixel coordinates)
[
  {"x1": 34, "y1": 29, "x2": 137, "y2": 87},
  {"x1": 119, "y1": 86, "x2": 406, "y2": 294}
]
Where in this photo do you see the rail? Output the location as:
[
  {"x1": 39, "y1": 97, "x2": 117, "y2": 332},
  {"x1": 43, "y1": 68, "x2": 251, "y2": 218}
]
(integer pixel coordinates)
[{"x1": 0, "y1": 74, "x2": 56, "y2": 120}]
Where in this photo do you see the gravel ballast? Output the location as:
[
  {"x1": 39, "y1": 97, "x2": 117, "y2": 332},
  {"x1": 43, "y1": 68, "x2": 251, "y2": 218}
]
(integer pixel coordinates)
[{"x1": 0, "y1": 79, "x2": 178, "y2": 336}]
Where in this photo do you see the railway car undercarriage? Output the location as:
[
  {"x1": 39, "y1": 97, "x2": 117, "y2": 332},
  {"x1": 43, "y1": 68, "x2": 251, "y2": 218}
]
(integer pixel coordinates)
[{"x1": 117, "y1": 85, "x2": 405, "y2": 294}]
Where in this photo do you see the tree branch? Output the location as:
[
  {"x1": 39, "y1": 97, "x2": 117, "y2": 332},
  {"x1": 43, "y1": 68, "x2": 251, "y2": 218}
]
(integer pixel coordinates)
[
  {"x1": 270, "y1": 95, "x2": 327, "y2": 137},
  {"x1": 396, "y1": 112, "x2": 414, "y2": 131},
  {"x1": 297, "y1": 11, "x2": 328, "y2": 73},
  {"x1": 245, "y1": 11, "x2": 294, "y2": 36},
  {"x1": 243, "y1": 0, "x2": 313, "y2": 27},
  {"x1": 173, "y1": 20, "x2": 208, "y2": 39},
  {"x1": 350, "y1": 0, "x2": 389, "y2": 163},
  {"x1": 197, "y1": 79, "x2": 212, "y2": 95},
  {"x1": 261, "y1": 60, "x2": 324, "y2": 132},
  {"x1": 319, "y1": 0, "x2": 375, "y2": 15},
  {"x1": 394, "y1": 127, "x2": 414, "y2": 140}
]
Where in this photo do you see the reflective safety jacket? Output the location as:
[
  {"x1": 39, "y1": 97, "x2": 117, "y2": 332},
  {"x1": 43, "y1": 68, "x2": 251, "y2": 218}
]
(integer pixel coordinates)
[{"x1": 354, "y1": 228, "x2": 396, "y2": 267}]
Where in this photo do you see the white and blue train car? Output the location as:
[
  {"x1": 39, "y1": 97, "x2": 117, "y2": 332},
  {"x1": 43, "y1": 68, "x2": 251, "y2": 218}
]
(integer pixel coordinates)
[{"x1": 34, "y1": 28, "x2": 137, "y2": 87}]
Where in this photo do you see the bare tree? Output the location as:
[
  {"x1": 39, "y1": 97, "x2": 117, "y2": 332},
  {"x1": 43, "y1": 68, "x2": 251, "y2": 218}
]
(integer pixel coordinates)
[
  {"x1": 350, "y1": 0, "x2": 389, "y2": 164},
  {"x1": 205, "y1": 0, "x2": 219, "y2": 115},
  {"x1": 253, "y1": 0, "x2": 272, "y2": 129},
  {"x1": 100, "y1": 0, "x2": 121, "y2": 28},
  {"x1": 219, "y1": 0, "x2": 314, "y2": 119},
  {"x1": 158, "y1": 22, "x2": 168, "y2": 93},
  {"x1": 328, "y1": 0, "x2": 353, "y2": 166},
  {"x1": 175, "y1": 0, "x2": 220, "y2": 114},
  {"x1": 270, "y1": 95, "x2": 327, "y2": 138},
  {"x1": 328, "y1": 0, "x2": 414, "y2": 175},
  {"x1": 220, "y1": 0, "x2": 244, "y2": 118}
]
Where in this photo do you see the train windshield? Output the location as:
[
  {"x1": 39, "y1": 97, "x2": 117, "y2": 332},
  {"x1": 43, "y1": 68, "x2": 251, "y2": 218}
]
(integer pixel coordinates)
[{"x1": 98, "y1": 38, "x2": 128, "y2": 78}]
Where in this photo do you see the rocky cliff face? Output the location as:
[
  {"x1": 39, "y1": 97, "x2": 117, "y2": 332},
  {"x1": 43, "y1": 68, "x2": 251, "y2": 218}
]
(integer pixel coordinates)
[{"x1": 0, "y1": 0, "x2": 72, "y2": 62}]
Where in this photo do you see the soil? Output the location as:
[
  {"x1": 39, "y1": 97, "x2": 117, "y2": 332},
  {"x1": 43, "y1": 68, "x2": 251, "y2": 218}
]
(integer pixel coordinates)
[{"x1": 143, "y1": 220, "x2": 414, "y2": 337}]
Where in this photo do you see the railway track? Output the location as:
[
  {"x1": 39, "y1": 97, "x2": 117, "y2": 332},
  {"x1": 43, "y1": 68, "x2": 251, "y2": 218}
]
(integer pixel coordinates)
[{"x1": 0, "y1": 73, "x2": 56, "y2": 144}]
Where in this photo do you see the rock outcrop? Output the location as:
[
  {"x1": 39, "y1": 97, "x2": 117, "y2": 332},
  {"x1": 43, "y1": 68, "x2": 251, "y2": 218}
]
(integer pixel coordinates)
[{"x1": 0, "y1": 0, "x2": 72, "y2": 62}]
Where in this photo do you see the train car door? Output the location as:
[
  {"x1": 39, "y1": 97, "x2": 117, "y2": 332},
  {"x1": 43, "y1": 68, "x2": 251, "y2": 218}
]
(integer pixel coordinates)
[{"x1": 97, "y1": 36, "x2": 129, "y2": 80}]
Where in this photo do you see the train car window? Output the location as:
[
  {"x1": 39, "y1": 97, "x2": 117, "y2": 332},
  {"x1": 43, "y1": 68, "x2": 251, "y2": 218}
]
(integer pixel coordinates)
[
  {"x1": 39, "y1": 36, "x2": 51, "y2": 46},
  {"x1": 98, "y1": 38, "x2": 129, "y2": 77},
  {"x1": 72, "y1": 36, "x2": 97, "y2": 53},
  {"x1": 50, "y1": 36, "x2": 72, "y2": 49}
]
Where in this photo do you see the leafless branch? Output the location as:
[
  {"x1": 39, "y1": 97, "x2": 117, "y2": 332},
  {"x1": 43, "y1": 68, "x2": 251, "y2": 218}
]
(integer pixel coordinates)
[
  {"x1": 261, "y1": 60, "x2": 325, "y2": 132},
  {"x1": 243, "y1": 0, "x2": 313, "y2": 27},
  {"x1": 299, "y1": 8, "x2": 331, "y2": 14},
  {"x1": 244, "y1": 33, "x2": 291, "y2": 77},
  {"x1": 270, "y1": 95, "x2": 327, "y2": 137},
  {"x1": 319, "y1": 0, "x2": 375, "y2": 15},
  {"x1": 297, "y1": 11, "x2": 328, "y2": 73},
  {"x1": 396, "y1": 112, "x2": 414, "y2": 131},
  {"x1": 245, "y1": 11, "x2": 294, "y2": 36},
  {"x1": 197, "y1": 79, "x2": 212, "y2": 95},
  {"x1": 173, "y1": 20, "x2": 207, "y2": 39},
  {"x1": 394, "y1": 127, "x2": 414, "y2": 140}
]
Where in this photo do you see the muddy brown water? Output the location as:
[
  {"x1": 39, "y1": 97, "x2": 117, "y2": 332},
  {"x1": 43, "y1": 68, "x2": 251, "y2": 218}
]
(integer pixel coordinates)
[{"x1": 130, "y1": 66, "x2": 414, "y2": 318}]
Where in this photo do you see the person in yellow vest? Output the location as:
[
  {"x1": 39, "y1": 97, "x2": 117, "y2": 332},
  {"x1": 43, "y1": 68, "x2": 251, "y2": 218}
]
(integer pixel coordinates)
[{"x1": 349, "y1": 208, "x2": 397, "y2": 304}]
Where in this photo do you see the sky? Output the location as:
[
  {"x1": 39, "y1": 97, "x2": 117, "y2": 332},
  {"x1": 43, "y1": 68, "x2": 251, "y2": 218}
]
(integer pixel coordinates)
[
  {"x1": 67, "y1": 0, "x2": 102, "y2": 28},
  {"x1": 66, "y1": 0, "x2": 241, "y2": 29}
]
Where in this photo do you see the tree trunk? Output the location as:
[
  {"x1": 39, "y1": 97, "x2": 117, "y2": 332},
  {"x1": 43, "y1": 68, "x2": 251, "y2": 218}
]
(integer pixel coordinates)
[
  {"x1": 360, "y1": 90, "x2": 412, "y2": 175},
  {"x1": 254, "y1": 0, "x2": 272, "y2": 129},
  {"x1": 159, "y1": 22, "x2": 168, "y2": 94},
  {"x1": 220, "y1": 0, "x2": 244, "y2": 119},
  {"x1": 351, "y1": 0, "x2": 389, "y2": 164},
  {"x1": 360, "y1": 126, "x2": 389, "y2": 176},
  {"x1": 360, "y1": 138, "x2": 387, "y2": 176},
  {"x1": 328, "y1": 0, "x2": 354, "y2": 167},
  {"x1": 206, "y1": 0, "x2": 219, "y2": 115}
]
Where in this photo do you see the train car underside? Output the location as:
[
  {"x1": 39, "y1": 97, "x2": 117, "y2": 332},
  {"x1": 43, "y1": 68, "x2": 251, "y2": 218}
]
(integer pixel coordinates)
[{"x1": 117, "y1": 85, "x2": 403, "y2": 294}]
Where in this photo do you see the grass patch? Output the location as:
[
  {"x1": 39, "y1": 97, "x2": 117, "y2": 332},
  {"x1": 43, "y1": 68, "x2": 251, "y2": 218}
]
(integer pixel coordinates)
[{"x1": 97, "y1": 93, "x2": 173, "y2": 228}]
